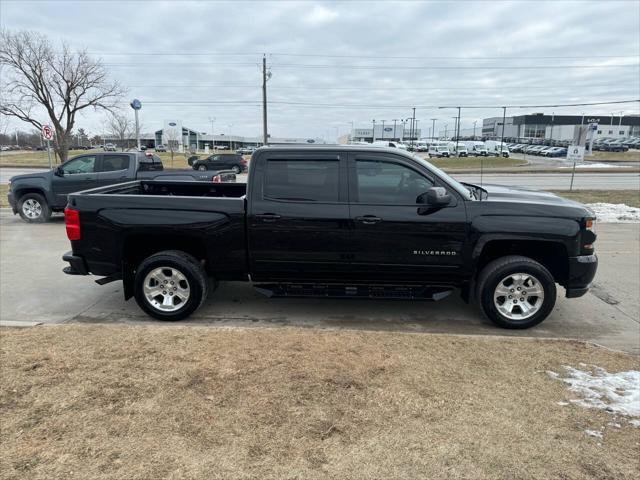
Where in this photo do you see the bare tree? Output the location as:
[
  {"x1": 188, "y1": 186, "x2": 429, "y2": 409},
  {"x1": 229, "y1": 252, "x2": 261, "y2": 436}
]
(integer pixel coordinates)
[
  {"x1": 164, "y1": 127, "x2": 181, "y2": 167},
  {"x1": 0, "y1": 30, "x2": 125, "y2": 163},
  {"x1": 107, "y1": 112, "x2": 133, "y2": 151}
]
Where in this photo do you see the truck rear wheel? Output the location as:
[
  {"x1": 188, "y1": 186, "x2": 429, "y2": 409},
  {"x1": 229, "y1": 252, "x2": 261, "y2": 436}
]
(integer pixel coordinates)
[
  {"x1": 18, "y1": 193, "x2": 51, "y2": 223},
  {"x1": 133, "y1": 250, "x2": 209, "y2": 321},
  {"x1": 477, "y1": 255, "x2": 556, "y2": 329}
]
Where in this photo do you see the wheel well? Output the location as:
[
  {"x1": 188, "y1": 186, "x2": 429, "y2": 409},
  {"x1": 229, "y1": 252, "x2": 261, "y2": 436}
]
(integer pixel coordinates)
[
  {"x1": 14, "y1": 188, "x2": 46, "y2": 203},
  {"x1": 122, "y1": 235, "x2": 207, "y2": 271},
  {"x1": 477, "y1": 240, "x2": 569, "y2": 285}
]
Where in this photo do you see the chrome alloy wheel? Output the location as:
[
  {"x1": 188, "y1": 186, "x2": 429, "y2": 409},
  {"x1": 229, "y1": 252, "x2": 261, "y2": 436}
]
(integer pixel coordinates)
[
  {"x1": 143, "y1": 267, "x2": 191, "y2": 312},
  {"x1": 22, "y1": 199, "x2": 42, "y2": 219},
  {"x1": 493, "y1": 273, "x2": 545, "y2": 321}
]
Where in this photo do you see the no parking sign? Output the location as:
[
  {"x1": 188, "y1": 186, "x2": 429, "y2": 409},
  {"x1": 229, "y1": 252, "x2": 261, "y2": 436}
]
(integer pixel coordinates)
[{"x1": 41, "y1": 124, "x2": 54, "y2": 141}]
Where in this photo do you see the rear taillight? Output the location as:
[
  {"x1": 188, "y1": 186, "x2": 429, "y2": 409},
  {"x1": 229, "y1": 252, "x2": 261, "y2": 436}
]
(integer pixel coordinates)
[
  {"x1": 64, "y1": 208, "x2": 81, "y2": 240},
  {"x1": 212, "y1": 175, "x2": 221, "y2": 183}
]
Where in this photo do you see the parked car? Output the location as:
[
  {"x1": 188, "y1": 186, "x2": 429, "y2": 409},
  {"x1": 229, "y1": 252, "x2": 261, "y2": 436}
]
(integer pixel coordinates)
[
  {"x1": 462, "y1": 141, "x2": 489, "y2": 156},
  {"x1": 428, "y1": 144, "x2": 450, "y2": 158},
  {"x1": 485, "y1": 141, "x2": 510, "y2": 158},
  {"x1": 447, "y1": 142, "x2": 468, "y2": 157},
  {"x1": 104, "y1": 144, "x2": 117, "y2": 152},
  {"x1": 155, "y1": 144, "x2": 167, "y2": 152},
  {"x1": 192, "y1": 153, "x2": 247, "y2": 173},
  {"x1": 540, "y1": 147, "x2": 567, "y2": 158},
  {"x1": 237, "y1": 147, "x2": 256, "y2": 155},
  {"x1": 62, "y1": 145, "x2": 598, "y2": 329},
  {"x1": 7, "y1": 152, "x2": 236, "y2": 223}
]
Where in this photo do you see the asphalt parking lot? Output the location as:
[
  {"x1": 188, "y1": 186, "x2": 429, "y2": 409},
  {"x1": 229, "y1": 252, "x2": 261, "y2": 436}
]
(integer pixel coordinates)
[{"x1": 1, "y1": 208, "x2": 638, "y2": 354}]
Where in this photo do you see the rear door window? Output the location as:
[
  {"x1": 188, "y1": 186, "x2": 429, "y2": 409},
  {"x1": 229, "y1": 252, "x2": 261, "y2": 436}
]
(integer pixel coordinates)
[
  {"x1": 264, "y1": 159, "x2": 339, "y2": 202},
  {"x1": 100, "y1": 154, "x2": 130, "y2": 172}
]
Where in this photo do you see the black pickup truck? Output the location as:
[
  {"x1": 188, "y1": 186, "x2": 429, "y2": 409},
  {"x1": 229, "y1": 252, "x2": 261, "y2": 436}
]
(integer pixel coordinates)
[
  {"x1": 62, "y1": 145, "x2": 597, "y2": 329},
  {"x1": 7, "y1": 151, "x2": 235, "y2": 223}
]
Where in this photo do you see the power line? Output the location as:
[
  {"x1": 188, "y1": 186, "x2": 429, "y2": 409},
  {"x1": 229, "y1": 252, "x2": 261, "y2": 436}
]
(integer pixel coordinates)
[
  {"x1": 270, "y1": 63, "x2": 639, "y2": 70},
  {"x1": 90, "y1": 51, "x2": 640, "y2": 60}
]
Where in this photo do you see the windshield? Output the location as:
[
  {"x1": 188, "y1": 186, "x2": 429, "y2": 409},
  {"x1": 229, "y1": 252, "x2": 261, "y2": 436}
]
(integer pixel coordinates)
[{"x1": 411, "y1": 154, "x2": 473, "y2": 199}]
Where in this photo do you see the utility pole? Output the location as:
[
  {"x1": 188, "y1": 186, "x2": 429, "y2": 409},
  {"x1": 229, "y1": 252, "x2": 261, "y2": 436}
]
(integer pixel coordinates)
[
  {"x1": 371, "y1": 119, "x2": 376, "y2": 143},
  {"x1": 500, "y1": 106, "x2": 507, "y2": 156},
  {"x1": 262, "y1": 54, "x2": 269, "y2": 146},
  {"x1": 392, "y1": 119, "x2": 398, "y2": 141},
  {"x1": 473, "y1": 120, "x2": 477, "y2": 139},
  {"x1": 410, "y1": 107, "x2": 416, "y2": 149},
  {"x1": 381, "y1": 120, "x2": 386, "y2": 139},
  {"x1": 456, "y1": 107, "x2": 461, "y2": 154},
  {"x1": 430, "y1": 118, "x2": 437, "y2": 140}
]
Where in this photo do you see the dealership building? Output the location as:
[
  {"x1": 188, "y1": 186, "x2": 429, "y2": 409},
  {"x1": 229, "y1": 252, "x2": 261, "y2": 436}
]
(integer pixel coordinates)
[
  {"x1": 482, "y1": 113, "x2": 640, "y2": 142},
  {"x1": 344, "y1": 124, "x2": 422, "y2": 144},
  {"x1": 129, "y1": 120, "x2": 325, "y2": 151}
]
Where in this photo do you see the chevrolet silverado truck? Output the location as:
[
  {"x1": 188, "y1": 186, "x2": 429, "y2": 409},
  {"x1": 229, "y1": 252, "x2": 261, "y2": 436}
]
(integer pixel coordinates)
[
  {"x1": 62, "y1": 145, "x2": 597, "y2": 329},
  {"x1": 7, "y1": 151, "x2": 235, "y2": 223}
]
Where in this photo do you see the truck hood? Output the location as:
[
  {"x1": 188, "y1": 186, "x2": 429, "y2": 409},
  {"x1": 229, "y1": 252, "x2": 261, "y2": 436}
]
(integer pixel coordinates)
[
  {"x1": 481, "y1": 183, "x2": 594, "y2": 214},
  {"x1": 9, "y1": 169, "x2": 54, "y2": 183}
]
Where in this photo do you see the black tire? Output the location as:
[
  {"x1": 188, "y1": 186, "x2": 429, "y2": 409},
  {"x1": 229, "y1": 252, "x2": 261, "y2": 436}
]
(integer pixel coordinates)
[
  {"x1": 17, "y1": 193, "x2": 51, "y2": 223},
  {"x1": 476, "y1": 255, "x2": 556, "y2": 329},
  {"x1": 197, "y1": 164, "x2": 208, "y2": 171},
  {"x1": 133, "y1": 250, "x2": 210, "y2": 321},
  {"x1": 232, "y1": 165, "x2": 241, "y2": 174}
]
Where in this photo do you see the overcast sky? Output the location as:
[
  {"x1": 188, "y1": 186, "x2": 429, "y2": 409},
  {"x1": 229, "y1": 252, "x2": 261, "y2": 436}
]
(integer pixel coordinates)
[{"x1": 1, "y1": 0, "x2": 639, "y2": 140}]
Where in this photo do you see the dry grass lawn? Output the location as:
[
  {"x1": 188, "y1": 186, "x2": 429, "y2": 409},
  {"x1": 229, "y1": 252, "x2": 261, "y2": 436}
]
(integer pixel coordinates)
[
  {"x1": 426, "y1": 156, "x2": 527, "y2": 170},
  {"x1": 550, "y1": 189, "x2": 640, "y2": 208},
  {"x1": 1, "y1": 326, "x2": 639, "y2": 480},
  {"x1": 589, "y1": 150, "x2": 640, "y2": 162}
]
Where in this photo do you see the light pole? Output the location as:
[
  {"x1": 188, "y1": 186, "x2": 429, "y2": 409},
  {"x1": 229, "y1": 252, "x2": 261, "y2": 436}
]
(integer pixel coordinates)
[
  {"x1": 430, "y1": 118, "x2": 437, "y2": 141},
  {"x1": 209, "y1": 117, "x2": 216, "y2": 150},
  {"x1": 473, "y1": 121, "x2": 477, "y2": 139},
  {"x1": 500, "y1": 106, "x2": 507, "y2": 156},
  {"x1": 444, "y1": 124, "x2": 448, "y2": 139},
  {"x1": 392, "y1": 119, "x2": 398, "y2": 141},
  {"x1": 371, "y1": 119, "x2": 376, "y2": 143},
  {"x1": 381, "y1": 120, "x2": 386, "y2": 139},
  {"x1": 410, "y1": 107, "x2": 416, "y2": 149}
]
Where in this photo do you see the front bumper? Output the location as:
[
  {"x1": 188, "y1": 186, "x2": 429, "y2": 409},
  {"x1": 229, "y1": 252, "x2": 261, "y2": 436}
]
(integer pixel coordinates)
[
  {"x1": 7, "y1": 191, "x2": 17, "y2": 214},
  {"x1": 566, "y1": 254, "x2": 598, "y2": 298},
  {"x1": 62, "y1": 251, "x2": 89, "y2": 275}
]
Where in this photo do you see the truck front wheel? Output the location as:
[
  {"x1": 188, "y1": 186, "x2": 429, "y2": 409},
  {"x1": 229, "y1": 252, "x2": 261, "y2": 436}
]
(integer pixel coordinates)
[
  {"x1": 18, "y1": 193, "x2": 51, "y2": 223},
  {"x1": 133, "y1": 250, "x2": 209, "y2": 321},
  {"x1": 476, "y1": 255, "x2": 556, "y2": 329}
]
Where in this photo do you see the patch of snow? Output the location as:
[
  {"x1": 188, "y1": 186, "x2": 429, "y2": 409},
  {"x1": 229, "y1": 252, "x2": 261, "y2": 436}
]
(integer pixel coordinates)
[
  {"x1": 585, "y1": 429, "x2": 603, "y2": 438},
  {"x1": 547, "y1": 371, "x2": 560, "y2": 379},
  {"x1": 607, "y1": 422, "x2": 621, "y2": 428},
  {"x1": 560, "y1": 162, "x2": 624, "y2": 169},
  {"x1": 557, "y1": 401, "x2": 569, "y2": 406},
  {"x1": 585, "y1": 203, "x2": 640, "y2": 223},
  {"x1": 549, "y1": 366, "x2": 640, "y2": 418},
  {"x1": 630, "y1": 419, "x2": 640, "y2": 428}
]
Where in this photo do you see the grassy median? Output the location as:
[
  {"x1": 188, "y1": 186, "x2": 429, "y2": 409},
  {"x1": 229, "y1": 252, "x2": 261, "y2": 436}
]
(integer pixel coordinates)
[
  {"x1": 1, "y1": 325, "x2": 639, "y2": 480},
  {"x1": 550, "y1": 189, "x2": 640, "y2": 208}
]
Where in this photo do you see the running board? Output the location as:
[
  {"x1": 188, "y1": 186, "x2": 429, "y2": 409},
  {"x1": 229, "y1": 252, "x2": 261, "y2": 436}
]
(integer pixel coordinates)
[{"x1": 253, "y1": 283, "x2": 453, "y2": 301}]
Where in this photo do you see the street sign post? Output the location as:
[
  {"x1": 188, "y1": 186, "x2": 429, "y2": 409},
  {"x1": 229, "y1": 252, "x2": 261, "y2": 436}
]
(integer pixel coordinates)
[
  {"x1": 567, "y1": 145, "x2": 585, "y2": 191},
  {"x1": 41, "y1": 125, "x2": 54, "y2": 168}
]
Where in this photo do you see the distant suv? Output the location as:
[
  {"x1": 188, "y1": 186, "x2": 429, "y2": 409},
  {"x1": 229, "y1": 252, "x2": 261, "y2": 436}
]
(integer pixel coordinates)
[
  {"x1": 104, "y1": 144, "x2": 117, "y2": 152},
  {"x1": 155, "y1": 144, "x2": 167, "y2": 152},
  {"x1": 192, "y1": 153, "x2": 247, "y2": 173}
]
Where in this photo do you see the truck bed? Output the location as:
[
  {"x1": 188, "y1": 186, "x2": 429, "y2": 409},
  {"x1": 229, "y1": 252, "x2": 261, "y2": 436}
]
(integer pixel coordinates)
[{"x1": 65, "y1": 180, "x2": 248, "y2": 279}]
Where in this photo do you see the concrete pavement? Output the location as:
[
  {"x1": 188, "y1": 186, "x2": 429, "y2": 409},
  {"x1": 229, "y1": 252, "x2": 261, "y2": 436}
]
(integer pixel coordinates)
[{"x1": 1, "y1": 209, "x2": 638, "y2": 353}]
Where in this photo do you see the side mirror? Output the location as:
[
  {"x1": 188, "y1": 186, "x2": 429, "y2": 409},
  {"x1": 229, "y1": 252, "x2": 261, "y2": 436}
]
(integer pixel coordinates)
[
  {"x1": 417, "y1": 187, "x2": 451, "y2": 207},
  {"x1": 54, "y1": 166, "x2": 64, "y2": 177}
]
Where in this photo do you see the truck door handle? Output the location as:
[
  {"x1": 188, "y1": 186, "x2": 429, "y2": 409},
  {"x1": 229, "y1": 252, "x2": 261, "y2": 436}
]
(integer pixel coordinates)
[
  {"x1": 356, "y1": 215, "x2": 382, "y2": 224},
  {"x1": 256, "y1": 213, "x2": 281, "y2": 222}
]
